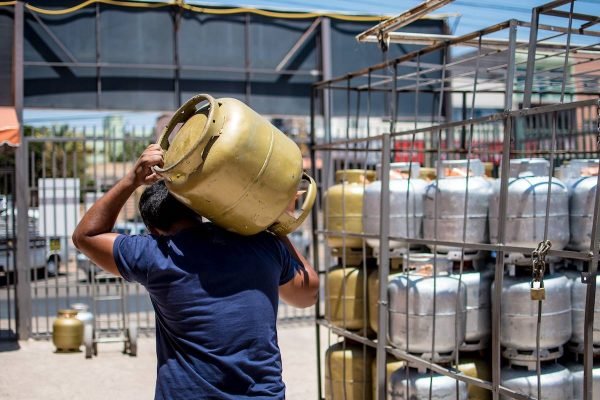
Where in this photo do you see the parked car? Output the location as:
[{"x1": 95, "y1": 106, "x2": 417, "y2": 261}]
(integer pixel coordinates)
[
  {"x1": 0, "y1": 236, "x2": 48, "y2": 284},
  {"x1": 0, "y1": 198, "x2": 59, "y2": 280},
  {"x1": 77, "y1": 221, "x2": 147, "y2": 281}
]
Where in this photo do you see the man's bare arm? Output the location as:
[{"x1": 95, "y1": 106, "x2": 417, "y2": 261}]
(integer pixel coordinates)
[
  {"x1": 278, "y1": 236, "x2": 319, "y2": 308},
  {"x1": 72, "y1": 144, "x2": 163, "y2": 276}
]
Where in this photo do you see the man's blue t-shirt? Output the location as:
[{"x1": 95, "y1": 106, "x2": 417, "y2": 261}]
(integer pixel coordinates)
[{"x1": 112, "y1": 223, "x2": 300, "y2": 400}]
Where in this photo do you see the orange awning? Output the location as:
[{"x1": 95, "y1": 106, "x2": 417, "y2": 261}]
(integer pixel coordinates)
[{"x1": 0, "y1": 107, "x2": 20, "y2": 147}]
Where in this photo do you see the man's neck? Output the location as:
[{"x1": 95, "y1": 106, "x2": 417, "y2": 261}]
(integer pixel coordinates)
[{"x1": 157, "y1": 218, "x2": 202, "y2": 236}]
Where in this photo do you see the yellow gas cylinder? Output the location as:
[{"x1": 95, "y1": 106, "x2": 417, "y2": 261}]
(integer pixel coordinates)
[
  {"x1": 325, "y1": 341, "x2": 374, "y2": 400},
  {"x1": 325, "y1": 169, "x2": 376, "y2": 249},
  {"x1": 52, "y1": 309, "x2": 84, "y2": 352},
  {"x1": 367, "y1": 268, "x2": 403, "y2": 333},
  {"x1": 371, "y1": 356, "x2": 406, "y2": 399},
  {"x1": 483, "y1": 162, "x2": 494, "y2": 178},
  {"x1": 154, "y1": 94, "x2": 316, "y2": 236},
  {"x1": 458, "y1": 356, "x2": 491, "y2": 400},
  {"x1": 326, "y1": 265, "x2": 370, "y2": 330},
  {"x1": 418, "y1": 167, "x2": 436, "y2": 181}
]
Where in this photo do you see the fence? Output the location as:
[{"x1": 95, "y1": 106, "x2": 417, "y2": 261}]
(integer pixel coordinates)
[
  {"x1": 0, "y1": 165, "x2": 16, "y2": 340},
  {"x1": 2, "y1": 124, "x2": 313, "y2": 342},
  {"x1": 312, "y1": 1, "x2": 600, "y2": 399}
]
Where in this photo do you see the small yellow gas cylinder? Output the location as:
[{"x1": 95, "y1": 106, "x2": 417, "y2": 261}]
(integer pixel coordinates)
[
  {"x1": 371, "y1": 356, "x2": 406, "y2": 399},
  {"x1": 326, "y1": 265, "x2": 370, "y2": 331},
  {"x1": 155, "y1": 94, "x2": 316, "y2": 236},
  {"x1": 458, "y1": 356, "x2": 492, "y2": 400},
  {"x1": 325, "y1": 341, "x2": 374, "y2": 400},
  {"x1": 52, "y1": 309, "x2": 84, "y2": 352},
  {"x1": 483, "y1": 162, "x2": 494, "y2": 178},
  {"x1": 418, "y1": 167, "x2": 437, "y2": 181},
  {"x1": 325, "y1": 169, "x2": 376, "y2": 249}
]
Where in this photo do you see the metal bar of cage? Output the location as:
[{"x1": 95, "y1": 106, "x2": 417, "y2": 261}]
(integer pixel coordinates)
[{"x1": 311, "y1": 0, "x2": 600, "y2": 396}]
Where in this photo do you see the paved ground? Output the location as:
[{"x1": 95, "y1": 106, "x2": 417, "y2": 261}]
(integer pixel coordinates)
[{"x1": 0, "y1": 322, "x2": 323, "y2": 400}]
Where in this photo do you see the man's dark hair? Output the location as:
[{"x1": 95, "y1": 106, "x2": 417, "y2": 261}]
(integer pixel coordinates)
[{"x1": 139, "y1": 180, "x2": 199, "y2": 232}]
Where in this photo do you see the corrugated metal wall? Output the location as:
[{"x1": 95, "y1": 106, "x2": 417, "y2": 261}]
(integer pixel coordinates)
[{"x1": 1, "y1": 1, "x2": 446, "y2": 115}]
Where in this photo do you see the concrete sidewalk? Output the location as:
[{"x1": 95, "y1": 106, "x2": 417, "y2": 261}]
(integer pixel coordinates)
[{"x1": 0, "y1": 322, "x2": 321, "y2": 400}]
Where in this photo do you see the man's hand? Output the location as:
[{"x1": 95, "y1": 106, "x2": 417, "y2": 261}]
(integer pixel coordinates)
[{"x1": 126, "y1": 144, "x2": 164, "y2": 187}]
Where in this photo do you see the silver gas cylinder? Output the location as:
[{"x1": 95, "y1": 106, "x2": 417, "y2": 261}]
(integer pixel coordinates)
[
  {"x1": 562, "y1": 159, "x2": 599, "y2": 251},
  {"x1": 389, "y1": 366, "x2": 468, "y2": 400},
  {"x1": 388, "y1": 254, "x2": 467, "y2": 361},
  {"x1": 501, "y1": 363, "x2": 573, "y2": 400},
  {"x1": 568, "y1": 363, "x2": 600, "y2": 400},
  {"x1": 363, "y1": 162, "x2": 427, "y2": 252},
  {"x1": 489, "y1": 158, "x2": 570, "y2": 252},
  {"x1": 423, "y1": 159, "x2": 492, "y2": 252},
  {"x1": 451, "y1": 265, "x2": 493, "y2": 351},
  {"x1": 369, "y1": 254, "x2": 451, "y2": 333},
  {"x1": 570, "y1": 271, "x2": 600, "y2": 353},
  {"x1": 71, "y1": 302, "x2": 94, "y2": 330},
  {"x1": 495, "y1": 270, "x2": 572, "y2": 364}
]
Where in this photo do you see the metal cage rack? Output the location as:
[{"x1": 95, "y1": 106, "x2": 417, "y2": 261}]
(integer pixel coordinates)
[{"x1": 309, "y1": 1, "x2": 600, "y2": 399}]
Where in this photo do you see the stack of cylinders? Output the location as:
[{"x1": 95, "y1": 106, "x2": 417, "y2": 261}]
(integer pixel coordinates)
[
  {"x1": 500, "y1": 363, "x2": 573, "y2": 400},
  {"x1": 489, "y1": 158, "x2": 570, "y2": 250},
  {"x1": 423, "y1": 159, "x2": 493, "y2": 252},
  {"x1": 363, "y1": 162, "x2": 427, "y2": 252},
  {"x1": 326, "y1": 265, "x2": 369, "y2": 331},
  {"x1": 389, "y1": 367, "x2": 468, "y2": 399},
  {"x1": 496, "y1": 272, "x2": 572, "y2": 360},
  {"x1": 325, "y1": 341, "x2": 374, "y2": 400},
  {"x1": 388, "y1": 254, "x2": 467, "y2": 358},
  {"x1": 325, "y1": 169, "x2": 376, "y2": 250}
]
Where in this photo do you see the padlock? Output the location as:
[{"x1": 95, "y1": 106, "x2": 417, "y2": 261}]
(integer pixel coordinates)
[
  {"x1": 530, "y1": 287, "x2": 546, "y2": 301},
  {"x1": 530, "y1": 281, "x2": 546, "y2": 301}
]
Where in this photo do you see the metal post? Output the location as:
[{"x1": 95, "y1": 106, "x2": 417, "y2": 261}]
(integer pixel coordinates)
[
  {"x1": 320, "y1": 17, "x2": 333, "y2": 190},
  {"x1": 505, "y1": 21, "x2": 517, "y2": 112},
  {"x1": 491, "y1": 20, "x2": 517, "y2": 400},
  {"x1": 172, "y1": 6, "x2": 182, "y2": 107},
  {"x1": 460, "y1": 91, "x2": 467, "y2": 150},
  {"x1": 14, "y1": 0, "x2": 32, "y2": 341},
  {"x1": 95, "y1": 2, "x2": 101, "y2": 108},
  {"x1": 583, "y1": 101, "x2": 600, "y2": 400},
  {"x1": 559, "y1": 0, "x2": 574, "y2": 104},
  {"x1": 310, "y1": 88, "x2": 323, "y2": 400},
  {"x1": 523, "y1": 7, "x2": 539, "y2": 109},
  {"x1": 244, "y1": 13, "x2": 251, "y2": 105},
  {"x1": 376, "y1": 132, "x2": 391, "y2": 400},
  {"x1": 314, "y1": 18, "x2": 332, "y2": 400}
]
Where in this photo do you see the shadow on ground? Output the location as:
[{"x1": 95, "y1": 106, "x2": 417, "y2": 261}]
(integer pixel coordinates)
[{"x1": 0, "y1": 336, "x2": 20, "y2": 352}]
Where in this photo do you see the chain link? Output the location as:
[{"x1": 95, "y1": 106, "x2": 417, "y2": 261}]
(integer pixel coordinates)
[{"x1": 532, "y1": 240, "x2": 552, "y2": 284}]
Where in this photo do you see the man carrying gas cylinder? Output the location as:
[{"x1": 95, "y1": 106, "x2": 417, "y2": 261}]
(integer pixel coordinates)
[{"x1": 72, "y1": 143, "x2": 319, "y2": 399}]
